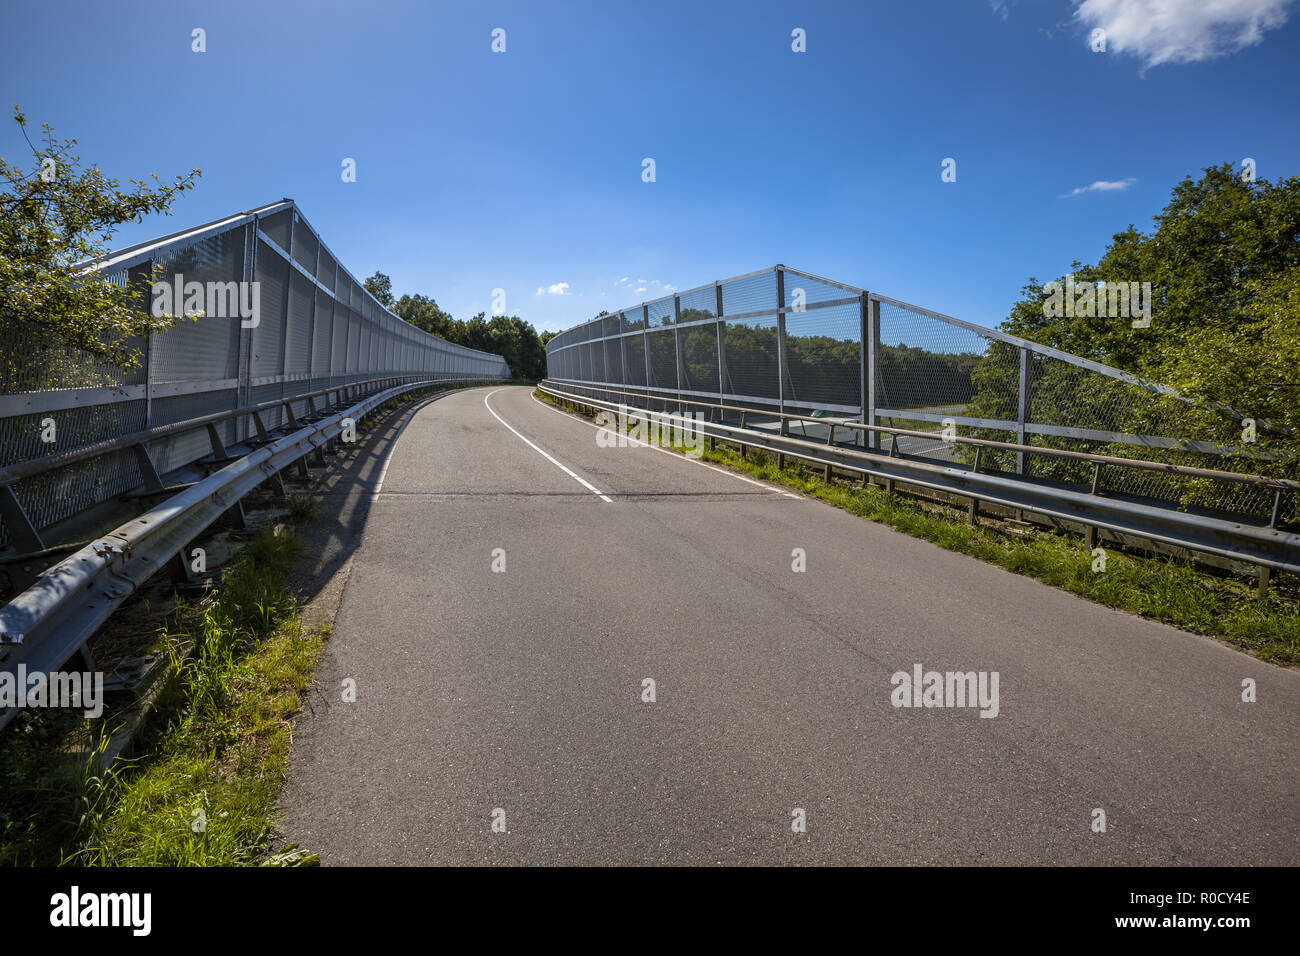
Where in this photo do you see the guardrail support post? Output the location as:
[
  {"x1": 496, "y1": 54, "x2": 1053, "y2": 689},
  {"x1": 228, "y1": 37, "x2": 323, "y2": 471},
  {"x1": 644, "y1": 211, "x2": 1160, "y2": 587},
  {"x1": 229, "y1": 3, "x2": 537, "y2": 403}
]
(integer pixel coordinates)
[
  {"x1": 1084, "y1": 462, "x2": 1104, "y2": 549},
  {"x1": 0, "y1": 485, "x2": 45, "y2": 555},
  {"x1": 131, "y1": 444, "x2": 165, "y2": 493},
  {"x1": 251, "y1": 410, "x2": 270, "y2": 443},
  {"x1": 1258, "y1": 566, "x2": 1271, "y2": 598},
  {"x1": 217, "y1": 498, "x2": 246, "y2": 531},
  {"x1": 169, "y1": 547, "x2": 197, "y2": 586},
  {"x1": 205, "y1": 423, "x2": 231, "y2": 461}
]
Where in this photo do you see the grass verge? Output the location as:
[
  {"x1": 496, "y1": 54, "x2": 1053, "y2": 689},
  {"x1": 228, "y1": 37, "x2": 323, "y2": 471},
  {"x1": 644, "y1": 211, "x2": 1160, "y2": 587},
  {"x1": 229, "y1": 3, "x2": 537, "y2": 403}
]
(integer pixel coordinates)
[
  {"x1": 537, "y1": 389, "x2": 1300, "y2": 665},
  {"x1": 0, "y1": 523, "x2": 324, "y2": 866}
]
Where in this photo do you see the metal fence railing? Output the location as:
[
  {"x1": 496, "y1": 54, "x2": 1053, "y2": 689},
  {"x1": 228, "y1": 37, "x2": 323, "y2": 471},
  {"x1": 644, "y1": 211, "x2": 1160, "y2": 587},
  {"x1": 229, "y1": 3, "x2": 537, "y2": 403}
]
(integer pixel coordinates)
[
  {"x1": 544, "y1": 265, "x2": 1296, "y2": 526},
  {"x1": 0, "y1": 200, "x2": 510, "y2": 554}
]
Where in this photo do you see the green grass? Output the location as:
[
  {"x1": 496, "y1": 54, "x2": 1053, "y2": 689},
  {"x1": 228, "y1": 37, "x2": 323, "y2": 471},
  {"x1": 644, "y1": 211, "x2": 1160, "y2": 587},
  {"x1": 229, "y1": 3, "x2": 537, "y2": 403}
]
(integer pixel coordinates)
[
  {"x1": 0, "y1": 524, "x2": 324, "y2": 866},
  {"x1": 538, "y1": 389, "x2": 1300, "y2": 665},
  {"x1": 286, "y1": 493, "x2": 320, "y2": 524}
]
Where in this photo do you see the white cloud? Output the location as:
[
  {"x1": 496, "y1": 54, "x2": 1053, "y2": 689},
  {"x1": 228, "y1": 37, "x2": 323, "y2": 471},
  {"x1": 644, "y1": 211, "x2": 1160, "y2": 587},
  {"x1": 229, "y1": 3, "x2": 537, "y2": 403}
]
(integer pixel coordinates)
[
  {"x1": 536, "y1": 282, "x2": 571, "y2": 296},
  {"x1": 615, "y1": 276, "x2": 630, "y2": 285},
  {"x1": 634, "y1": 287, "x2": 647, "y2": 294},
  {"x1": 1074, "y1": 0, "x2": 1294, "y2": 68},
  {"x1": 990, "y1": 0, "x2": 1014, "y2": 20},
  {"x1": 1062, "y1": 177, "x2": 1137, "y2": 197}
]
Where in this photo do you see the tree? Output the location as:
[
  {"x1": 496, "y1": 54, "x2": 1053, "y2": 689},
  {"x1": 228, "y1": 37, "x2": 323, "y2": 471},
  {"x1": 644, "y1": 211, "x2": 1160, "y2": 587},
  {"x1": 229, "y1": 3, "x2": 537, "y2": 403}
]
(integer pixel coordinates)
[
  {"x1": 0, "y1": 106, "x2": 200, "y2": 386},
  {"x1": 995, "y1": 164, "x2": 1299, "y2": 445},
  {"x1": 364, "y1": 271, "x2": 394, "y2": 307},
  {"x1": 968, "y1": 163, "x2": 1300, "y2": 495},
  {"x1": 384, "y1": 277, "x2": 551, "y2": 379},
  {"x1": 393, "y1": 292, "x2": 455, "y2": 338}
]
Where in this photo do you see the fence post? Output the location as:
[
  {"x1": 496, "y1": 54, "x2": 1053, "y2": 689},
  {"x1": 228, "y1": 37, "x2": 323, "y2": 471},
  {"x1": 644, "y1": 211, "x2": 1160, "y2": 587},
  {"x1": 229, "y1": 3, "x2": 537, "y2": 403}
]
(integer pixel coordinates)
[
  {"x1": 309, "y1": 233, "x2": 321, "y2": 396},
  {"x1": 642, "y1": 304, "x2": 651, "y2": 409},
  {"x1": 775, "y1": 266, "x2": 788, "y2": 437},
  {"x1": 128, "y1": 261, "x2": 155, "y2": 433},
  {"x1": 715, "y1": 281, "x2": 726, "y2": 421},
  {"x1": 1017, "y1": 347, "x2": 1030, "y2": 475},
  {"x1": 673, "y1": 295, "x2": 683, "y2": 415},
  {"x1": 866, "y1": 295, "x2": 880, "y2": 452},
  {"x1": 280, "y1": 212, "x2": 295, "y2": 427},
  {"x1": 239, "y1": 219, "x2": 257, "y2": 443}
]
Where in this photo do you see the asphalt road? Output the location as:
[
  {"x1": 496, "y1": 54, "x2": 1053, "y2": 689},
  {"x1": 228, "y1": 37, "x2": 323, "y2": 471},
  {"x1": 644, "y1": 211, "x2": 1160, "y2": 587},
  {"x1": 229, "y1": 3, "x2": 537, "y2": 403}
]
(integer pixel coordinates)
[{"x1": 280, "y1": 385, "x2": 1300, "y2": 865}]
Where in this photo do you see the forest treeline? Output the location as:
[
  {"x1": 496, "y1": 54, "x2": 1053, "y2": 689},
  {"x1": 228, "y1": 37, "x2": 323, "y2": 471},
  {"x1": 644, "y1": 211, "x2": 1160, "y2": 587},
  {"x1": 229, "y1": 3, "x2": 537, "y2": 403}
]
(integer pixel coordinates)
[{"x1": 362, "y1": 272, "x2": 553, "y2": 381}]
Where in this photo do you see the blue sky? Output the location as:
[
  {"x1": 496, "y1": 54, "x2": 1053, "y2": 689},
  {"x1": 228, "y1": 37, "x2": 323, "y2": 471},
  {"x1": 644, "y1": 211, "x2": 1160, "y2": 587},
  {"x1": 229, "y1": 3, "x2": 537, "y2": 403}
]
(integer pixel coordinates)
[{"x1": 2, "y1": 0, "x2": 1297, "y2": 335}]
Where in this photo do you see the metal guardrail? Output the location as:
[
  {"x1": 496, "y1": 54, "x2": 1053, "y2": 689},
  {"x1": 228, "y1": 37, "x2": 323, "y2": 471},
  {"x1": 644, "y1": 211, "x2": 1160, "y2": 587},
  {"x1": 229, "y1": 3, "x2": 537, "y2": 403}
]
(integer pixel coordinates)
[
  {"x1": 544, "y1": 265, "x2": 1295, "y2": 526},
  {"x1": 538, "y1": 382, "x2": 1300, "y2": 583},
  {"x1": 0, "y1": 378, "x2": 464, "y2": 730}
]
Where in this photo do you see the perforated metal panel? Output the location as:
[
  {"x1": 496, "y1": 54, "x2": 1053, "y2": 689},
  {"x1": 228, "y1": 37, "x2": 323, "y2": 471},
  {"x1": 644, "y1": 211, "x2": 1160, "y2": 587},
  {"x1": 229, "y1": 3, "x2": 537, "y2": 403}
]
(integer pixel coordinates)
[
  {"x1": 253, "y1": 240, "x2": 289, "y2": 377},
  {"x1": 0, "y1": 202, "x2": 508, "y2": 552}
]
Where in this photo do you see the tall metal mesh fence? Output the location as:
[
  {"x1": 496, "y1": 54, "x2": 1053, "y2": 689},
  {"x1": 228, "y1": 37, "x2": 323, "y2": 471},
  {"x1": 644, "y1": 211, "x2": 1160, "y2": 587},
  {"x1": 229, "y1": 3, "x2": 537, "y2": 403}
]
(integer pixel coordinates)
[
  {"x1": 0, "y1": 201, "x2": 510, "y2": 551},
  {"x1": 546, "y1": 266, "x2": 1293, "y2": 525}
]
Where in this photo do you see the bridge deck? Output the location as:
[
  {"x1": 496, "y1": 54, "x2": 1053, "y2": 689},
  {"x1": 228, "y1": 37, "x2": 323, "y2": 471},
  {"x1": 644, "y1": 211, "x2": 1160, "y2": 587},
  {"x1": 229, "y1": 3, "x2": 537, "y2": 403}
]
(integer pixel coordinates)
[{"x1": 280, "y1": 385, "x2": 1300, "y2": 865}]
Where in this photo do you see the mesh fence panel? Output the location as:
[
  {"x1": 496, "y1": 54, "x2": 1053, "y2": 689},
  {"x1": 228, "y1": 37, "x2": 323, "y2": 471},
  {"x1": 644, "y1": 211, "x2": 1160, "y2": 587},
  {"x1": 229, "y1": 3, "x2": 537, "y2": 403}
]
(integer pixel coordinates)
[
  {"x1": 291, "y1": 212, "x2": 319, "y2": 274},
  {"x1": 784, "y1": 302, "x2": 859, "y2": 411},
  {"x1": 152, "y1": 228, "x2": 245, "y2": 383},
  {"x1": 722, "y1": 314, "x2": 780, "y2": 402},
  {"x1": 721, "y1": 271, "x2": 777, "y2": 317},
  {"x1": 253, "y1": 241, "x2": 288, "y2": 377},
  {"x1": 783, "y1": 273, "x2": 851, "y2": 309},
  {"x1": 603, "y1": 337, "x2": 624, "y2": 387},
  {"x1": 623, "y1": 335, "x2": 646, "y2": 388},
  {"x1": 679, "y1": 323, "x2": 719, "y2": 395},
  {"x1": 0, "y1": 401, "x2": 146, "y2": 549},
  {"x1": 259, "y1": 209, "x2": 291, "y2": 250},
  {"x1": 286, "y1": 271, "x2": 315, "y2": 376},
  {"x1": 647, "y1": 329, "x2": 677, "y2": 391},
  {"x1": 877, "y1": 300, "x2": 988, "y2": 414},
  {"x1": 678, "y1": 285, "x2": 716, "y2": 319},
  {"x1": 647, "y1": 296, "x2": 674, "y2": 328},
  {"x1": 150, "y1": 389, "x2": 239, "y2": 474}
]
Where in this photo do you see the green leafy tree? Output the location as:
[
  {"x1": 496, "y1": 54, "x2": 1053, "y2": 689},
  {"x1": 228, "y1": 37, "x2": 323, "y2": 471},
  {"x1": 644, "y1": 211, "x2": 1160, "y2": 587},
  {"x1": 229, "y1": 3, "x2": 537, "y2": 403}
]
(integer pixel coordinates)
[
  {"x1": 969, "y1": 163, "x2": 1300, "y2": 499},
  {"x1": 386, "y1": 279, "x2": 551, "y2": 379},
  {"x1": 0, "y1": 106, "x2": 200, "y2": 387},
  {"x1": 393, "y1": 292, "x2": 456, "y2": 338},
  {"x1": 363, "y1": 271, "x2": 394, "y2": 308}
]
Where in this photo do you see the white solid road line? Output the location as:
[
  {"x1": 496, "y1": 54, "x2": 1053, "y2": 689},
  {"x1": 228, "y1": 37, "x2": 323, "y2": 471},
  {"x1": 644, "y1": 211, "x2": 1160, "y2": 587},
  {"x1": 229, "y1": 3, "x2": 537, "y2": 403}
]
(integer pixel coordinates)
[
  {"x1": 485, "y1": 389, "x2": 613, "y2": 502},
  {"x1": 530, "y1": 389, "x2": 799, "y2": 499}
]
